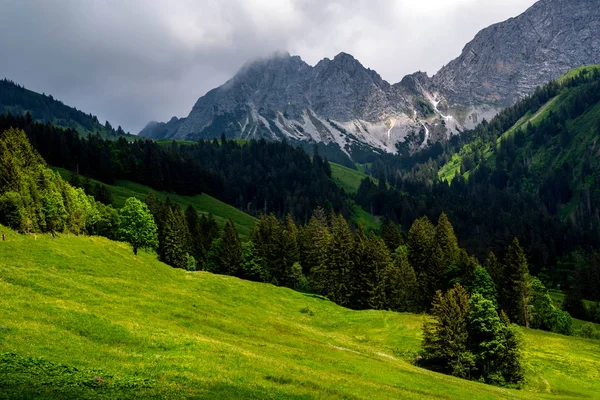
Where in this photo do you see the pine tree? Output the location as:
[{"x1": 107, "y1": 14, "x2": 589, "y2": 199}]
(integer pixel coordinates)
[
  {"x1": 301, "y1": 208, "x2": 332, "y2": 293},
  {"x1": 251, "y1": 214, "x2": 284, "y2": 284},
  {"x1": 421, "y1": 283, "x2": 471, "y2": 377},
  {"x1": 501, "y1": 238, "x2": 532, "y2": 327},
  {"x1": 280, "y1": 214, "x2": 300, "y2": 287},
  {"x1": 380, "y1": 219, "x2": 403, "y2": 252},
  {"x1": 467, "y1": 293, "x2": 504, "y2": 382},
  {"x1": 407, "y1": 216, "x2": 435, "y2": 276},
  {"x1": 185, "y1": 205, "x2": 206, "y2": 267},
  {"x1": 327, "y1": 214, "x2": 354, "y2": 305},
  {"x1": 484, "y1": 252, "x2": 504, "y2": 290},
  {"x1": 207, "y1": 219, "x2": 243, "y2": 276},
  {"x1": 386, "y1": 247, "x2": 419, "y2": 312},
  {"x1": 435, "y1": 212, "x2": 459, "y2": 267},
  {"x1": 161, "y1": 207, "x2": 190, "y2": 269}
]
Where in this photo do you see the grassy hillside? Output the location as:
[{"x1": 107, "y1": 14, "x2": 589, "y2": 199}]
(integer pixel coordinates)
[
  {"x1": 329, "y1": 163, "x2": 381, "y2": 231},
  {"x1": 53, "y1": 168, "x2": 257, "y2": 240},
  {"x1": 329, "y1": 162, "x2": 377, "y2": 194},
  {"x1": 1, "y1": 227, "x2": 599, "y2": 399},
  {"x1": 438, "y1": 66, "x2": 600, "y2": 221}
]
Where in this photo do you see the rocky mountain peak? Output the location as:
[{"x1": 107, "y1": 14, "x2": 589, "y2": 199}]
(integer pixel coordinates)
[{"x1": 433, "y1": 0, "x2": 600, "y2": 106}]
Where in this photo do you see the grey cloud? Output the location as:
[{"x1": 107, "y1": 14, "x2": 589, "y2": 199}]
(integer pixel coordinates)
[{"x1": 0, "y1": 0, "x2": 537, "y2": 133}]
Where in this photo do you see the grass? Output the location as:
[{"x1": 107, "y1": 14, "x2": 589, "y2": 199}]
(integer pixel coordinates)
[
  {"x1": 1, "y1": 227, "x2": 600, "y2": 399},
  {"x1": 329, "y1": 162, "x2": 377, "y2": 194},
  {"x1": 53, "y1": 168, "x2": 257, "y2": 240}
]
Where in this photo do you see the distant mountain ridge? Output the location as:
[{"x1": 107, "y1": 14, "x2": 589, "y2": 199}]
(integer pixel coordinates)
[
  {"x1": 0, "y1": 79, "x2": 130, "y2": 138},
  {"x1": 141, "y1": 0, "x2": 600, "y2": 157}
]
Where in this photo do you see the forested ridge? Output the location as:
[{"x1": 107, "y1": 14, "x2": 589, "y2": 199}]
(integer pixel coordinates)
[
  {"x1": 0, "y1": 113, "x2": 348, "y2": 223},
  {"x1": 356, "y1": 67, "x2": 600, "y2": 303},
  {"x1": 0, "y1": 79, "x2": 130, "y2": 137}
]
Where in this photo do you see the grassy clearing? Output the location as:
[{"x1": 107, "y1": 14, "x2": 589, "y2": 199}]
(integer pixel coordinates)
[
  {"x1": 53, "y1": 168, "x2": 257, "y2": 240},
  {"x1": 1, "y1": 227, "x2": 599, "y2": 399},
  {"x1": 329, "y1": 162, "x2": 377, "y2": 194}
]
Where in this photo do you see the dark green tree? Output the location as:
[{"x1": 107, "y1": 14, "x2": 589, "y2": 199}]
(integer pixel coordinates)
[
  {"x1": 501, "y1": 238, "x2": 531, "y2": 327},
  {"x1": 207, "y1": 219, "x2": 243, "y2": 276},
  {"x1": 386, "y1": 247, "x2": 419, "y2": 312},
  {"x1": 530, "y1": 277, "x2": 555, "y2": 331},
  {"x1": 380, "y1": 219, "x2": 403, "y2": 252},
  {"x1": 421, "y1": 283, "x2": 471, "y2": 377}
]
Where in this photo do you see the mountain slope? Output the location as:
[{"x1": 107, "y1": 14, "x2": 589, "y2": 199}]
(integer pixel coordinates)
[
  {"x1": 440, "y1": 66, "x2": 600, "y2": 212},
  {"x1": 1, "y1": 228, "x2": 600, "y2": 399},
  {"x1": 434, "y1": 0, "x2": 600, "y2": 106},
  {"x1": 0, "y1": 79, "x2": 130, "y2": 138}
]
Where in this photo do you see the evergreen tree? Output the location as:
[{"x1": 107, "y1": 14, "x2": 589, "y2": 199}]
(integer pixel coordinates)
[
  {"x1": 161, "y1": 207, "x2": 190, "y2": 269},
  {"x1": 484, "y1": 252, "x2": 504, "y2": 290},
  {"x1": 380, "y1": 219, "x2": 403, "y2": 252},
  {"x1": 327, "y1": 214, "x2": 354, "y2": 305},
  {"x1": 185, "y1": 205, "x2": 206, "y2": 267},
  {"x1": 301, "y1": 208, "x2": 332, "y2": 291},
  {"x1": 207, "y1": 219, "x2": 243, "y2": 276},
  {"x1": 118, "y1": 197, "x2": 158, "y2": 255},
  {"x1": 407, "y1": 216, "x2": 435, "y2": 276},
  {"x1": 421, "y1": 283, "x2": 471, "y2": 377},
  {"x1": 435, "y1": 212, "x2": 459, "y2": 267},
  {"x1": 530, "y1": 278, "x2": 555, "y2": 331},
  {"x1": 501, "y1": 238, "x2": 532, "y2": 327},
  {"x1": 251, "y1": 214, "x2": 284, "y2": 284},
  {"x1": 386, "y1": 247, "x2": 419, "y2": 312}
]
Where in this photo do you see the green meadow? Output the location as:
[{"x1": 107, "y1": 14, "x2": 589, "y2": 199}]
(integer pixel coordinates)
[
  {"x1": 1, "y1": 227, "x2": 599, "y2": 399},
  {"x1": 53, "y1": 168, "x2": 257, "y2": 240}
]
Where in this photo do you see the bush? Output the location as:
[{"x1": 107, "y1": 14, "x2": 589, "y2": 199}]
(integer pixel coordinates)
[{"x1": 552, "y1": 309, "x2": 574, "y2": 336}]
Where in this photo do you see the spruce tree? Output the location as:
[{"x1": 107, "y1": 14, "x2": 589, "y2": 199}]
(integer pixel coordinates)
[
  {"x1": 301, "y1": 208, "x2": 332, "y2": 293},
  {"x1": 386, "y1": 247, "x2": 419, "y2": 312},
  {"x1": 161, "y1": 207, "x2": 190, "y2": 269},
  {"x1": 185, "y1": 205, "x2": 205, "y2": 267},
  {"x1": 435, "y1": 212, "x2": 459, "y2": 267},
  {"x1": 501, "y1": 238, "x2": 532, "y2": 327},
  {"x1": 281, "y1": 214, "x2": 300, "y2": 287},
  {"x1": 380, "y1": 219, "x2": 403, "y2": 252},
  {"x1": 251, "y1": 214, "x2": 284, "y2": 284},
  {"x1": 484, "y1": 252, "x2": 504, "y2": 290},
  {"x1": 421, "y1": 283, "x2": 471, "y2": 377},
  {"x1": 207, "y1": 219, "x2": 243, "y2": 276},
  {"x1": 407, "y1": 216, "x2": 435, "y2": 276},
  {"x1": 327, "y1": 214, "x2": 354, "y2": 305}
]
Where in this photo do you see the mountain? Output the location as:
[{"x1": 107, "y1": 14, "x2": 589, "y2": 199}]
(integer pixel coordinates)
[
  {"x1": 0, "y1": 78, "x2": 130, "y2": 137},
  {"x1": 434, "y1": 0, "x2": 600, "y2": 106},
  {"x1": 140, "y1": 52, "x2": 464, "y2": 157},
  {"x1": 141, "y1": 0, "x2": 600, "y2": 157}
]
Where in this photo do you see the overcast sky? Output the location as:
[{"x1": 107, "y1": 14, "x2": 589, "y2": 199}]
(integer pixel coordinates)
[{"x1": 0, "y1": 0, "x2": 537, "y2": 134}]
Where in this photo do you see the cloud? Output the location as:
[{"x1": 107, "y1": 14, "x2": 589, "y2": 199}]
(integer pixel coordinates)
[{"x1": 0, "y1": 0, "x2": 537, "y2": 133}]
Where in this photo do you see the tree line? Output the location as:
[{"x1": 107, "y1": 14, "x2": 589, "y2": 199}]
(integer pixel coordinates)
[{"x1": 0, "y1": 113, "x2": 348, "y2": 223}]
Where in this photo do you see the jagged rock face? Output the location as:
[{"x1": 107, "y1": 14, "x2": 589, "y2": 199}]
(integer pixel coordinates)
[
  {"x1": 148, "y1": 51, "x2": 453, "y2": 155},
  {"x1": 140, "y1": 0, "x2": 600, "y2": 156},
  {"x1": 434, "y1": 0, "x2": 600, "y2": 106}
]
